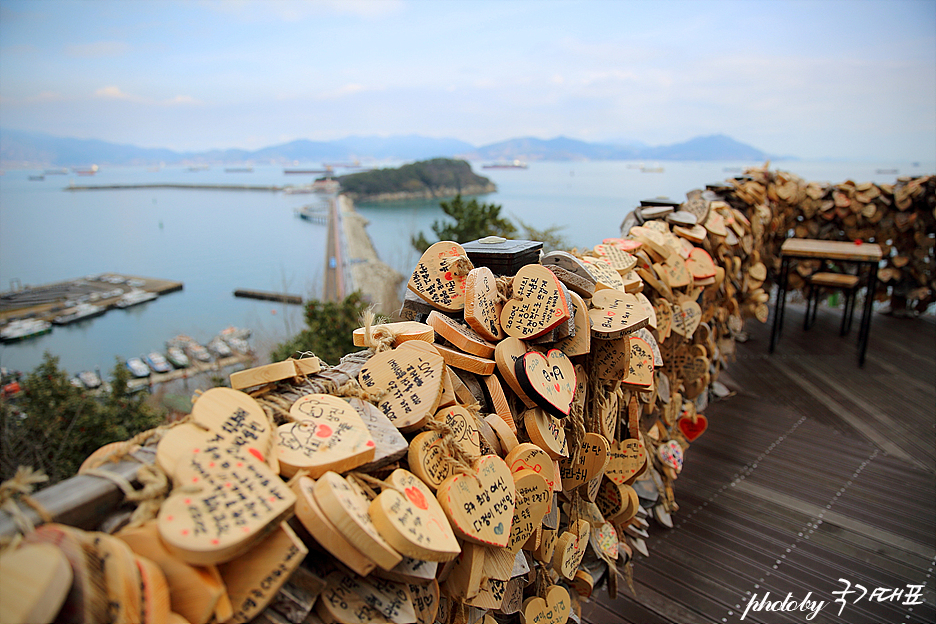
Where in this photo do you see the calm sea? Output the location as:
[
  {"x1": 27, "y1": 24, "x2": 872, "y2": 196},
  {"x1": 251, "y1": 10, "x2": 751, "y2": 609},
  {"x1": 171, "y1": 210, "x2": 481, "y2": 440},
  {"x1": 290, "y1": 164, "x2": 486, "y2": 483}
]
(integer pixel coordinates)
[{"x1": 1, "y1": 159, "x2": 931, "y2": 377}]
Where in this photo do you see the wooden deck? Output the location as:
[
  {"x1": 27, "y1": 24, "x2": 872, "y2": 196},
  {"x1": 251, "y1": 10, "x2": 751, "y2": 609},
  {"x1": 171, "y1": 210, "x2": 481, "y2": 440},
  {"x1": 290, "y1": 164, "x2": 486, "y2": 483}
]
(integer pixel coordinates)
[{"x1": 585, "y1": 302, "x2": 936, "y2": 624}]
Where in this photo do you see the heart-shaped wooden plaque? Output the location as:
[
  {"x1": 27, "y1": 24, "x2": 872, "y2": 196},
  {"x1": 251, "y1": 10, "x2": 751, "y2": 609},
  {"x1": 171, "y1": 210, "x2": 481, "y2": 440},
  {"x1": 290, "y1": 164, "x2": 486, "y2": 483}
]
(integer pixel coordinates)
[
  {"x1": 437, "y1": 455, "x2": 516, "y2": 547},
  {"x1": 523, "y1": 407, "x2": 569, "y2": 460},
  {"x1": 622, "y1": 336, "x2": 654, "y2": 389},
  {"x1": 155, "y1": 389, "x2": 295, "y2": 565},
  {"x1": 313, "y1": 471, "x2": 403, "y2": 571},
  {"x1": 592, "y1": 336, "x2": 630, "y2": 382},
  {"x1": 658, "y1": 440, "x2": 684, "y2": 473},
  {"x1": 686, "y1": 248, "x2": 716, "y2": 280},
  {"x1": 581, "y1": 256, "x2": 626, "y2": 291},
  {"x1": 500, "y1": 265, "x2": 569, "y2": 340},
  {"x1": 505, "y1": 443, "x2": 560, "y2": 496},
  {"x1": 358, "y1": 341, "x2": 444, "y2": 432},
  {"x1": 593, "y1": 244, "x2": 637, "y2": 273},
  {"x1": 464, "y1": 266, "x2": 504, "y2": 342},
  {"x1": 506, "y1": 469, "x2": 550, "y2": 554},
  {"x1": 554, "y1": 291, "x2": 591, "y2": 357},
  {"x1": 277, "y1": 394, "x2": 375, "y2": 478},
  {"x1": 369, "y1": 469, "x2": 461, "y2": 562},
  {"x1": 678, "y1": 414, "x2": 708, "y2": 441},
  {"x1": 520, "y1": 585, "x2": 571, "y2": 624},
  {"x1": 515, "y1": 349, "x2": 576, "y2": 418},
  {"x1": 552, "y1": 520, "x2": 590, "y2": 580},
  {"x1": 426, "y1": 310, "x2": 496, "y2": 358},
  {"x1": 407, "y1": 241, "x2": 472, "y2": 312},
  {"x1": 588, "y1": 290, "x2": 649, "y2": 340},
  {"x1": 671, "y1": 299, "x2": 702, "y2": 338},
  {"x1": 558, "y1": 432, "x2": 610, "y2": 490},
  {"x1": 590, "y1": 522, "x2": 619, "y2": 561},
  {"x1": 605, "y1": 438, "x2": 647, "y2": 486},
  {"x1": 495, "y1": 336, "x2": 536, "y2": 408}
]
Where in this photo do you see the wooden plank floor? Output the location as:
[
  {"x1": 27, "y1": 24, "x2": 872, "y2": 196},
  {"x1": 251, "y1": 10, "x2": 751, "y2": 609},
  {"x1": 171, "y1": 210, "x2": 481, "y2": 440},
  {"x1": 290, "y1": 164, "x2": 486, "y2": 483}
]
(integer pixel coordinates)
[{"x1": 585, "y1": 303, "x2": 936, "y2": 624}]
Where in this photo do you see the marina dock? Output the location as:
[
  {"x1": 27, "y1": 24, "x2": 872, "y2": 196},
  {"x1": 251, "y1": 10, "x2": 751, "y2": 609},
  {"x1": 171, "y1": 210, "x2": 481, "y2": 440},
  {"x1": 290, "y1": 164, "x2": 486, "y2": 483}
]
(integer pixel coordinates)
[
  {"x1": 0, "y1": 274, "x2": 183, "y2": 325},
  {"x1": 126, "y1": 352, "x2": 255, "y2": 391}
]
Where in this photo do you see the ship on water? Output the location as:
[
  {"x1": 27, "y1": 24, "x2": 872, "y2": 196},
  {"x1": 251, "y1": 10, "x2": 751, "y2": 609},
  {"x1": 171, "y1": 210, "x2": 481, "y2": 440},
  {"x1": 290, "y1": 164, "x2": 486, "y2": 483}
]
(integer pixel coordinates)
[
  {"x1": 52, "y1": 302, "x2": 106, "y2": 325},
  {"x1": 0, "y1": 318, "x2": 52, "y2": 342},
  {"x1": 482, "y1": 160, "x2": 528, "y2": 170}
]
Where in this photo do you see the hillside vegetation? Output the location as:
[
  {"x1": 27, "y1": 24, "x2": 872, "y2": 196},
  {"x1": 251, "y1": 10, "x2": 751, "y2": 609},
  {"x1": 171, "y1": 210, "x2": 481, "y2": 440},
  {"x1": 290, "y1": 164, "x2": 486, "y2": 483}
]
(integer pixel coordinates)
[{"x1": 336, "y1": 158, "x2": 496, "y2": 202}]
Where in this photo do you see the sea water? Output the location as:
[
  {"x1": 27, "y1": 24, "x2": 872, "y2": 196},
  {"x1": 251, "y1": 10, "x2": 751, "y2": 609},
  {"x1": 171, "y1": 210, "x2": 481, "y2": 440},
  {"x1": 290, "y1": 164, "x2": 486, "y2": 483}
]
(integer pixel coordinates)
[{"x1": 1, "y1": 159, "x2": 929, "y2": 377}]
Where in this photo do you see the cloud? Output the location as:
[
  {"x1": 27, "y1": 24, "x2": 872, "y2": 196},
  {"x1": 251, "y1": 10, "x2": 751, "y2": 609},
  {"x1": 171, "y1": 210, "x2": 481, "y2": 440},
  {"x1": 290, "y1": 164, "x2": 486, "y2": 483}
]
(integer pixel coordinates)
[
  {"x1": 204, "y1": 0, "x2": 404, "y2": 22},
  {"x1": 93, "y1": 87, "x2": 201, "y2": 106},
  {"x1": 94, "y1": 86, "x2": 143, "y2": 102},
  {"x1": 65, "y1": 41, "x2": 129, "y2": 58}
]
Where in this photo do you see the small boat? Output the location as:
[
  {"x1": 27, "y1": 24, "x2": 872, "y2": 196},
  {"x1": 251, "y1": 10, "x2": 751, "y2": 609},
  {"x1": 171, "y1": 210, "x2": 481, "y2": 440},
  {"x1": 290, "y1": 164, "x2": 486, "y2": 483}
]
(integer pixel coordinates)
[
  {"x1": 144, "y1": 351, "x2": 172, "y2": 374},
  {"x1": 187, "y1": 165, "x2": 209, "y2": 172},
  {"x1": 641, "y1": 164, "x2": 665, "y2": 173},
  {"x1": 219, "y1": 326, "x2": 252, "y2": 340},
  {"x1": 224, "y1": 336, "x2": 251, "y2": 354},
  {"x1": 115, "y1": 289, "x2": 158, "y2": 309},
  {"x1": 166, "y1": 346, "x2": 190, "y2": 369},
  {"x1": 77, "y1": 370, "x2": 102, "y2": 389},
  {"x1": 52, "y1": 302, "x2": 106, "y2": 325},
  {"x1": 184, "y1": 342, "x2": 212, "y2": 363},
  {"x1": 0, "y1": 318, "x2": 52, "y2": 342},
  {"x1": 126, "y1": 357, "x2": 151, "y2": 378},
  {"x1": 73, "y1": 165, "x2": 99, "y2": 176},
  {"x1": 875, "y1": 168, "x2": 899, "y2": 175},
  {"x1": 482, "y1": 160, "x2": 528, "y2": 170},
  {"x1": 225, "y1": 167, "x2": 253, "y2": 173},
  {"x1": 208, "y1": 337, "x2": 232, "y2": 358},
  {"x1": 28, "y1": 175, "x2": 45, "y2": 181}
]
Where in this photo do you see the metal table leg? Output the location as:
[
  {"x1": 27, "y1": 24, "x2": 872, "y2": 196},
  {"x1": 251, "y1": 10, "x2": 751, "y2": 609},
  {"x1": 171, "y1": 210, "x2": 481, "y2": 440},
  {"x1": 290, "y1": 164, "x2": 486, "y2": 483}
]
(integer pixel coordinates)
[
  {"x1": 857, "y1": 261, "x2": 878, "y2": 367},
  {"x1": 769, "y1": 257, "x2": 790, "y2": 353}
]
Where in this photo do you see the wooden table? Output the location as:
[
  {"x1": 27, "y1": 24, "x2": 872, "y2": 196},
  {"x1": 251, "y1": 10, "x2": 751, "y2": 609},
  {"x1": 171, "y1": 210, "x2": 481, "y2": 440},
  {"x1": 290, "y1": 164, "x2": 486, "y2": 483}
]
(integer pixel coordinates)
[{"x1": 769, "y1": 238, "x2": 883, "y2": 366}]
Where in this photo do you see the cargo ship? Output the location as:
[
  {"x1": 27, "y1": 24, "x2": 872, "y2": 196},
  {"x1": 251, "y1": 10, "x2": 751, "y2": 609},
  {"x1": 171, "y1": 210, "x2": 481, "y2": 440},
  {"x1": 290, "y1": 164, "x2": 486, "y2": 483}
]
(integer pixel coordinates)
[{"x1": 482, "y1": 160, "x2": 528, "y2": 170}]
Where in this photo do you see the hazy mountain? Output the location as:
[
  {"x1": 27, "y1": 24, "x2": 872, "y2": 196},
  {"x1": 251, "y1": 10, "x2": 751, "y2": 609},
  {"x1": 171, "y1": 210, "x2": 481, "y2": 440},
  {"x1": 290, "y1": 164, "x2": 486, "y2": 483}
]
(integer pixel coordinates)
[
  {"x1": 640, "y1": 134, "x2": 770, "y2": 161},
  {"x1": 460, "y1": 136, "x2": 641, "y2": 161},
  {"x1": 464, "y1": 134, "x2": 776, "y2": 162},
  {"x1": 0, "y1": 128, "x2": 786, "y2": 166},
  {"x1": 0, "y1": 129, "x2": 182, "y2": 166}
]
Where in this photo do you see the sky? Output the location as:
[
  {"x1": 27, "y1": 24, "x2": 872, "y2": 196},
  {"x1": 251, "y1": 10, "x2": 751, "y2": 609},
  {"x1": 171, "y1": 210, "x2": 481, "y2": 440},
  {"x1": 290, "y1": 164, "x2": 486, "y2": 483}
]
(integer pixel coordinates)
[{"x1": 1, "y1": 0, "x2": 934, "y2": 161}]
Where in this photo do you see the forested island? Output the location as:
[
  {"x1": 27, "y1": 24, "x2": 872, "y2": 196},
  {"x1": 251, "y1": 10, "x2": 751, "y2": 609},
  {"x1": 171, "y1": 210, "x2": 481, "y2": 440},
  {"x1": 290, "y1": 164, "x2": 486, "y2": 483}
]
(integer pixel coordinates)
[{"x1": 335, "y1": 158, "x2": 497, "y2": 203}]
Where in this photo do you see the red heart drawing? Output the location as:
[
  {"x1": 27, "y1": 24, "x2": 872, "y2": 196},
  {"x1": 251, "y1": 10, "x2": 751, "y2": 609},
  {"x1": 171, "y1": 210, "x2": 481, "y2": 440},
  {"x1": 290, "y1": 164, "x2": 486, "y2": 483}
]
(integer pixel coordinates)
[
  {"x1": 678, "y1": 414, "x2": 708, "y2": 442},
  {"x1": 405, "y1": 486, "x2": 428, "y2": 510}
]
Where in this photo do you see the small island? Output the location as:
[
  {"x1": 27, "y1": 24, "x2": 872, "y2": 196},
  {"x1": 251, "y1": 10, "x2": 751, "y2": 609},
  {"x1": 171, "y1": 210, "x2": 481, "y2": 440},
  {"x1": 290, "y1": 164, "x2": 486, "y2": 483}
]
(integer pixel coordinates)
[{"x1": 336, "y1": 158, "x2": 497, "y2": 203}]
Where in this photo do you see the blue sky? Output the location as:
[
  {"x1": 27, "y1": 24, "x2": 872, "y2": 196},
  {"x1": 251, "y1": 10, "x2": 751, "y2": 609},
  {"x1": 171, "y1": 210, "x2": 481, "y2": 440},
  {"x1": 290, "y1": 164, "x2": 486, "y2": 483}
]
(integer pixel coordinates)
[{"x1": 1, "y1": 0, "x2": 934, "y2": 160}]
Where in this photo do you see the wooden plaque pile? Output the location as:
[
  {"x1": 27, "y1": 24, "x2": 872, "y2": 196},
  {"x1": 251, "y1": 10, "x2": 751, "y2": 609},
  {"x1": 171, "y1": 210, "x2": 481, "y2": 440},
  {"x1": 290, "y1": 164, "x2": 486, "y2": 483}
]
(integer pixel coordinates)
[
  {"x1": 719, "y1": 167, "x2": 935, "y2": 310},
  {"x1": 6, "y1": 167, "x2": 932, "y2": 624}
]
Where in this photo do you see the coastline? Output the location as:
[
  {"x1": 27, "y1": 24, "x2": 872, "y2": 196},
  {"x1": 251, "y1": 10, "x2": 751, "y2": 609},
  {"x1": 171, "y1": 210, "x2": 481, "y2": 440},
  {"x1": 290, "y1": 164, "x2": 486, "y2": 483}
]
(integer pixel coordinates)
[{"x1": 341, "y1": 182, "x2": 496, "y2": 204}]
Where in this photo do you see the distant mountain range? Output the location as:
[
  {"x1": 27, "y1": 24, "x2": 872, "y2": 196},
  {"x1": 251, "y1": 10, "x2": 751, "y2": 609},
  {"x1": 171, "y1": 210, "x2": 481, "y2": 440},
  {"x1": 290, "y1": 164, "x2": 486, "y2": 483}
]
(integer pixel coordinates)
[{"x1": 0, "y1": 129, "x2": 788, "y2": 167}]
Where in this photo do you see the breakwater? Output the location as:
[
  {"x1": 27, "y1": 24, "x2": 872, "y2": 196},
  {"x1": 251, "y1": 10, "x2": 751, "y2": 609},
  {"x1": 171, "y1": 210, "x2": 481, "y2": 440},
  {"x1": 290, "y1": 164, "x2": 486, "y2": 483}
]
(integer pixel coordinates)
[{"x1": 66, "y1": 183, "x2": 283, "y2": 191}]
